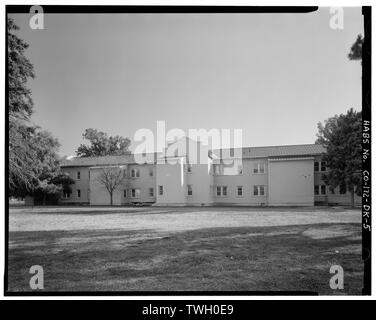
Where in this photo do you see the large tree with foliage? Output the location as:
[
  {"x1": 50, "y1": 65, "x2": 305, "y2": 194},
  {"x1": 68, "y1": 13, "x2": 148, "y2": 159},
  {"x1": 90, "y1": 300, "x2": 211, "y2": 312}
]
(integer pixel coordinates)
[
  {"x1": 316, "y1": 109, "x2": 362, "y2": 207},
  {"x1": 76, "y1": 128, "x2": 131, "y2": 157},
  {"x1": 8, "y1": 17, "x2": 36, "y2": 192},
  {"x1": 10, "y1": 125, "x2": 75, "y2": 202}
]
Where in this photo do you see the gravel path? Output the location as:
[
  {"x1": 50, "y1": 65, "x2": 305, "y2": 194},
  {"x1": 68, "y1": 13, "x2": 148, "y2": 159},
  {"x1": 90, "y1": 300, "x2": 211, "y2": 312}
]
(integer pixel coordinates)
[{"x1": 9, "y1": 207, "x2": 361, "y2": 233}]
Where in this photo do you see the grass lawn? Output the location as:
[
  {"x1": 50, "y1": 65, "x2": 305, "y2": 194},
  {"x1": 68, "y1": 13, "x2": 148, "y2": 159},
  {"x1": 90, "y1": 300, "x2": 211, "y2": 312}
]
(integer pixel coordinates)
[{"x1": 7, "y1": 207, "x2": 363, "y2": 294}]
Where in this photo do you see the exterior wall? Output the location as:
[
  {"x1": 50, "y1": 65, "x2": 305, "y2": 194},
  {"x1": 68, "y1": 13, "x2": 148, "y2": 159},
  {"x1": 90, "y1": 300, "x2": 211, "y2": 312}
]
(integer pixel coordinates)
[
  {"x1": 212, "y1": 159, "x2": 268, "y2": 205},
  {"x1": 59, "y1": 166, "x2": 90, "y2": 204},
  {"x1": 59, "y1": 149, "x2": 360, "y2": 207},
  {"x1": 89, "y1": 167, "x2": 124, "y2": 205},
  {"x1": 185, "y1": 162, "x2": 214, "y2": 205},
  {"x1": 268, "y1": 158, "x2": 314, "y2": 206},
  {"x1": 155, "y1": 158, "x2": 186, "y2": 205}
]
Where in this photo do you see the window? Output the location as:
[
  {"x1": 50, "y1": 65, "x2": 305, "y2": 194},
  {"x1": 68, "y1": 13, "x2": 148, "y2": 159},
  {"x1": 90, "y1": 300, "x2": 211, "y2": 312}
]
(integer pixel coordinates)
[
  {"x1": 77, "y1": 171, "x2": 81, "y2": 180},
  {"x1": 124, "y1": 189, "x2": 127, "y2": 198},
  {"x1": 149, "y1": 168, "x2": 154, "y2": 177},
  {"x1": 149, "y1": 188, "x2": 154, "y2": 197},
  {"x1": 187, "y1": 185, "x2": 193, "y2": 196},
  {"x1": 254, "y1": 185, "x2": 266, "y2": 196},
  {"x1": 216, "y1": 186, "x2": 227, "y2": 197},
  {"x1": 321, "y1": 161, "x2": 327, "y2": 172},
  {"x1": 131, "y1": 168, "x2": 140, "y2": 178},
  {"x1": 253, "y1": 163, "x2": 265, "y2": 174},
  {"x1": 321, "y1": 185, "x2": 326, "y2": 195},
  {"x1": 187, "y1": 164, "x2": 192, "y2": 173},
  {"x1": 131, "y1": 188, "x2": 140, "y2": 198},
  {"x1": 62, "y1": 190, "x2": 71, "y2": 199},
  {"x1": 158, "y1": 185, "x2": 164, "y2": 196},
  {"x1": 237, "y1": 186, "x2": 243, "y2": 196},
  {"x1": 77, "y1": 189, "x2": 81, "y2": 198},
  {"x1": 314, "y1": 162, "x2": 319, "y2": 172},
  {"x1": 314, "y1": 186, "x2": 319, "y2": 195},
  {"x1": 237, "y1": 164, "x2": 243, "y2": 175}
]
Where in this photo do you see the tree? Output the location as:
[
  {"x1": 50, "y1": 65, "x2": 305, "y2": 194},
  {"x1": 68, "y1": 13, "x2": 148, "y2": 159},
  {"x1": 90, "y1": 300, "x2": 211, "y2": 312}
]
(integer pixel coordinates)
[
  {"x1": 9, "y1": 126, "x2": 73, "y2": 203},
  {"x1": 348, "y1": 34, "x2": 363, "y2": 62},
  {"x1": 30, "y1": 129, "x2": 75, "y2": 204},
  {"x1": 76, "y1": 128, "x2": 131, "y2": 157},
  {"x1": 33, "y1": 173, "x2": 75, "y2": 205},
  {"x1": 8, "y1": 18, "x2": 68, "y2": 203},
  {"x1": 8, "y1": 18, "x2": 35, "y2": 120},
  {"x1": 97, "y1": 167, "x2": 126, "y2": 206},
  {"x1": 316, "y1": 108, "x2": 362, "y2": 207}
]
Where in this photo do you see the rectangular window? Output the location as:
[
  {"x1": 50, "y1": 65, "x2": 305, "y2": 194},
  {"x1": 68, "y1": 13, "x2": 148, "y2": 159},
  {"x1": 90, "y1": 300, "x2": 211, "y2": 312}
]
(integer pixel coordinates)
[
  {"x1": 254, "y1": 185, "x2": 266, "y2": 196},
  {"x1": 149, "y1": 188, "x2": 154, "y2": 197},
  {"x1": 314, "y1": 162, "x2": 319, "y2": 172},
  {"x1": 77, "y1": 189, "x2": 81, "y2": 198},
  {"x1": 314, "y1": 185, "x2": 319, "y2": 195},
  {"x1": 237, "y1": 186, "x2": 243, "y2": 196},
  {"x1": 216, "y1": 186, "x2": 227, "y2": 197},
  {"x1": 321, "y1": 185, "x2": 326, "y2": 195},
  {"x1": 158, "y1": 185, "x2": 163, "y2": 196},
  {"x1": 131, "y1": 188, "x2": 140, "y2": 198},
  {"x1": 253, "y1": 163, "x2": 265, "y2": 174},
  {"x1": 187, "y1": 185, "x2": 193, "y2": 196},
  {"x1": 77, "y1": 171, "x2": 81, "y2": 180},
  {"x1": 124, "y1": 189, "x2": 127, "y2": 198},
  {"x1": 321, "y1": 161, "x2": 327, "y2": 172}
]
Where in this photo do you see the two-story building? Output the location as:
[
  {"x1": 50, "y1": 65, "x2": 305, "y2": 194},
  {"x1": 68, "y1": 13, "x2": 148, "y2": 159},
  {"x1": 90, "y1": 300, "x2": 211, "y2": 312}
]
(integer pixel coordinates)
[{"x1": 60, "y1": 141, "x2": 361, "y2": 206}]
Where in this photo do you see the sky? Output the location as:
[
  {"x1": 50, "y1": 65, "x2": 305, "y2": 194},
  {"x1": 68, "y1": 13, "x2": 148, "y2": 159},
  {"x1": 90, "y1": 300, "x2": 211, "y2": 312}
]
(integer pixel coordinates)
[{"x1": 10, "y1": 8, "x2": 363, "y2": 156}]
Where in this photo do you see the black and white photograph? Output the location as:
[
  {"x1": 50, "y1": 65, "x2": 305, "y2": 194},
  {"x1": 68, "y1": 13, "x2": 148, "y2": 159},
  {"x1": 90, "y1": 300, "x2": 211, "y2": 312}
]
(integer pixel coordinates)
[{"x1": 3, "y1": 4, "x2": 371, "y2": 299}]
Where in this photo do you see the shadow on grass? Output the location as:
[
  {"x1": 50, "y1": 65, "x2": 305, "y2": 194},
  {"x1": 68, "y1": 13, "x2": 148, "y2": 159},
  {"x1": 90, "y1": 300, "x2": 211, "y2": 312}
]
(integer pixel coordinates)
[{"x1": 7, "y1": 223, "x2": 363, "y2": 294}]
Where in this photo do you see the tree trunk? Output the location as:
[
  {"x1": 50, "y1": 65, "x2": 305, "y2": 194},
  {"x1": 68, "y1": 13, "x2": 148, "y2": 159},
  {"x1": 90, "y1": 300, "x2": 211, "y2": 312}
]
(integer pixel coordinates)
[
  {"x1": 43, "y1": 194, "x2": 46, "y2": 206},
  {"x1": 350, "y1": 187, "x2": 355, "y2": 208},
  {"x1": 110, "y1": 193, "x2": 113, "y2": 206}
]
